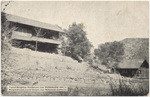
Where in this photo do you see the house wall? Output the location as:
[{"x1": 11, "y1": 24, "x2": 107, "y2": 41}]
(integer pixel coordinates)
[
  {"x1": 41, "y1": 29, "x2": 59, "y2": 40},
  {"x1": 10, "y1": 22, "x2": 61, "y2": 53},
  {"x1": 37, "y1": 42, "x2": 59, "y2": 53},
  {"x1": 11, "y1": 22, "x2": 59, "y2": 40},
  {"x1": 12, "y1": 39, "x2": 59, "y2": 54},
  {"x1": 10, "y1": 22, "x2": 35, "y2": 34},
  {"x1": 116, "y1": 69, "x2": 138, "y2": 77},
  {"x1": 116, "y1": 68, "x2": 149, "y2": 78},
  {"x1": 134, "y1": 68, "x2": 149, "y2": 79}
]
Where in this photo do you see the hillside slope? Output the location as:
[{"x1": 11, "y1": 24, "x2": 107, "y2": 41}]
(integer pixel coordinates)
[
  {"x1": 121, "y1": 38, "x2": 149, "y2": 61},
  {"x1": 3, "y1": 44, "x2": 149, "y2": 96},
  {"x1": 8, "y1": 47, "x2": 110, "y2": 87}
]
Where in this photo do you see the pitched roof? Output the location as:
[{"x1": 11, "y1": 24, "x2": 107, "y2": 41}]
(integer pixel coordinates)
[
  {"x1": 117, "y1": 59, "x2": 145, "y2": 69},
  {"x1": 140, "y1": 60, "x2": 149, "y2": 68},
  {"x1": 4, "y1": 13, "x2": 64, "y2": 33}
]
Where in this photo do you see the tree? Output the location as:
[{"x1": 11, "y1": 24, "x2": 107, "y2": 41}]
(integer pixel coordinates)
[
  {"x1": 34, "y1": 27, "x2": 41, "y2": 51},
  {"x1": 1, "y1": 12, "x2": 17, "y2": 94},
  {"x1": 64, "y1": 23, "x2": 93, "y2": 62},
  {"x1": 59, "y1": 29, "x2": 68, "y2": 55},
  {"x1": 1, "y1": 2, "x2": 18, "y2": 94},
  {"x1": 1, "y1": 12, "x2": 18, "y2": 53},
  {"x1": 94, "y1": 41, "x2": 124, "y2": 68}
]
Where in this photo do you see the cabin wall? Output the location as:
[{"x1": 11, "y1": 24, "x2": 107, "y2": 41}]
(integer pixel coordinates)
[
  {"x1": 116, "y1": 68, "x2": 149, "y2": 78},
  {"x1": 116, "y1": 69, "x2": 138, "y2": 77},
  {"x1": 37, "y1": 42, "x2": 59, "y2": 53},
  {"x1": 134, "y1": 68, "x2": 149, "y2": 79},
  {"x1": 12, "y1": 39, "x2": 59, "y2": 54},
  {"x1": 12, "y1": 22, "x2": 35, "y2": 34},
  {"x1": 41, "y1": 29, "x2": 59, "y2": 40},
  {"x1": 12, "y1": 22, "x2": 59, "y2": 40},
  {"x1": 10, "y1": 22, "x2": 61, "y2": 53}
]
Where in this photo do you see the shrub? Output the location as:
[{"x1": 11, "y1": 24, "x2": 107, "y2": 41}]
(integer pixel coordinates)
[{"x1": 109, "y1": 77, "x2": 149, "y2": 96}]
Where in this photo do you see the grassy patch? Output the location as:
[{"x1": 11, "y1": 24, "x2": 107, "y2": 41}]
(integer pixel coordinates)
[{"x1": 109, "y1": 77, "x2": 149, "y2": 96}]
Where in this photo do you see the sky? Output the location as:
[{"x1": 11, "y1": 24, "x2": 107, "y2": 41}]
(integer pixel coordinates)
[{"x1": 2, "y1": 1, "x2": 149, "y2": 48}]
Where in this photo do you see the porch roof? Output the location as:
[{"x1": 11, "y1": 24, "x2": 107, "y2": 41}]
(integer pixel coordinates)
[{"x1": 12, "y1": 31, "x2": 61, "y2": 45}]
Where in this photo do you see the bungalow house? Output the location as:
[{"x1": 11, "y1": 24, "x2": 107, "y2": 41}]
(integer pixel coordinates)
[
  {"x1": 116, "y1": 59, "x2": 149, "y2": 78},
  {"x1": 4, "y1": 13, "x2": 65, "y2": 53}
]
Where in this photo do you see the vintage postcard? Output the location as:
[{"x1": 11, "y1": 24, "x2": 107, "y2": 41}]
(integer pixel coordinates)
[{"x1": 1, "y1": 1, "x2": 149, "y2": 96}]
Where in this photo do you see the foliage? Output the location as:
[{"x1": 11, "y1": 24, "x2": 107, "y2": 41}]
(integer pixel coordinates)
[
  {"x1": 121, "y1": 38, "x2": 149, "y2": 61},
  {"x1": 1, "y1": 12, "x2": 17, "y2": 94},
  {"x1": 94, "y1": 41, "x2": 124, "y2": 68},
  {"x1": 59, "y1": 29, "x2": 68, "y2": 55},
  {"x1": 109, "y1": 77, "x2": 149, "y2": 96},
  {"x1": 63, "y1": 23, "x2": 93, "y2": 62},
  {"x1": 83, "y1": 54, "x2": 94, "y2": 65}
]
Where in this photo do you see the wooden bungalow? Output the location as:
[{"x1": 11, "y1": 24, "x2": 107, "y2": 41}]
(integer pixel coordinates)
[
  {"x1": 5, "y1": 13, "x2": 65, "y2": 53},
  {"x1": 116, "y1": 59, "x2": 149, "y2": 78}
]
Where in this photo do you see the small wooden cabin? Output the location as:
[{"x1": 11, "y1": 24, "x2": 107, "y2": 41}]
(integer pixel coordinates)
[
  {"x1": 5, "y1": 13, "x2": 65, "y2": 53},
  {"x1": 116, "y1": 59, "x2": 149, "y2": 78}
]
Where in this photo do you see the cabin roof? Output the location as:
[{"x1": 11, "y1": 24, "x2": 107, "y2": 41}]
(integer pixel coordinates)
[
  {"x1": 117, "y1": 59, "x2": 147, "y2": 69},
  {"x1": 5, "y1": 13, "x2": 64, "y2": 33}
]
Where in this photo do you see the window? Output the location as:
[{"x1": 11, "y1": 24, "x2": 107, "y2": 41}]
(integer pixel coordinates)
[
  {"x1": 136, "y1": 70, "x2": 141, "y2": 77},
  {"x1": 138, "y1": 70, "x2": 141, "y2": 74}
]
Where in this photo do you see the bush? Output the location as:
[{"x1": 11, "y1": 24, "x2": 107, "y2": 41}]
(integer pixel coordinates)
[{"x1": 109, "y1": 77, "x2": 149, "y2": 96}]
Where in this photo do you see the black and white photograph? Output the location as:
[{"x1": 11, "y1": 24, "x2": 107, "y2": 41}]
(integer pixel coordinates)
[{"x1": 1, "y1": 1, "x2": 149, "y2": 96}]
